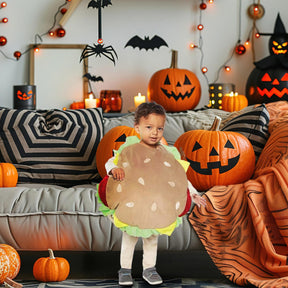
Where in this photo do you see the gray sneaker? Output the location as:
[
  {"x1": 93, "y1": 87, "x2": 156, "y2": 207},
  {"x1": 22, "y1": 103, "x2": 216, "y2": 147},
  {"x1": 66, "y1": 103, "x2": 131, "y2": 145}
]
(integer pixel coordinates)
[
  {"x1": 118, "y1": 268, "x2": 133, "y2": 286},
  {"x1": 142, "y1": 267, "x2": 163, "y2": 285}
]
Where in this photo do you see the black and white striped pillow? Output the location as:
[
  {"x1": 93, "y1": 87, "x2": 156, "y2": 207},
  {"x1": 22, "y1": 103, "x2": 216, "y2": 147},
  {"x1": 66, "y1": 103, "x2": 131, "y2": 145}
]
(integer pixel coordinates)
[
  {"x1": 0, "y1": 108, "x2": 103, "y2": 187},
  {"x1": 221, "y1": 104, "x2": 270, "y2": 161}
]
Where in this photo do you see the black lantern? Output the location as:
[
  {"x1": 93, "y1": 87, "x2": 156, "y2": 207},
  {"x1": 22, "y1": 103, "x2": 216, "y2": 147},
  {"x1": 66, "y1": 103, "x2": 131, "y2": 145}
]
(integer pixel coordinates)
[
  {"x1": 13, "y1": 85, "x2": 36, "y2": 109},
  {"x1": 209, "y1": 83, "x2": 235, "y2": 109}
]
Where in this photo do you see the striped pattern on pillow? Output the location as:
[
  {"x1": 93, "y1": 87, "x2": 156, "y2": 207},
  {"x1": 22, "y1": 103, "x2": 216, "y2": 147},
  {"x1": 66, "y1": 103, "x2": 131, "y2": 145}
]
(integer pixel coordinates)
[
  {"x1": 221, "y1": 104, "x2": 270, "y2": 161},
  {"x1": 0, "y1": 108, "x2": 103, "y2": 186}
]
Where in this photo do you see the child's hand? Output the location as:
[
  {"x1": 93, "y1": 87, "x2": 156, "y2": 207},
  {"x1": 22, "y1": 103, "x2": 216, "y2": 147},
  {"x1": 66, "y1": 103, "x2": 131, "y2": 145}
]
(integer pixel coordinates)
[
  {"x1": 110, "y1": 168, "x2": 125, "y2": 181},
  {"x1": 191, "y1": 193, "x2": 207, "y2": 208}
]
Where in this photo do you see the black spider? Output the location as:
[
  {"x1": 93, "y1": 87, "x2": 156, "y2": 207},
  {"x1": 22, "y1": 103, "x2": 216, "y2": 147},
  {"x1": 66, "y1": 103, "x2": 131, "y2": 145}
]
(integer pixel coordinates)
[{"x1": 80, "y1": 43, "x2": 118, "y2": 65}]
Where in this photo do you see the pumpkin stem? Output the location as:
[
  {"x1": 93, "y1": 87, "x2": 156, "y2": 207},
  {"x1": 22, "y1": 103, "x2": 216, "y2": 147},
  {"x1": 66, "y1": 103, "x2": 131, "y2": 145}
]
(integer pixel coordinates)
[
  {"x1": 4, "y1": 278, "x2": 23, "y2": 288},
  {"x1": 48, "y1": 248, "x2": 55, "y2": 259},
  {"x1": 209, "y1": 116, "x2": 222, "y2": 131},
  {"x1": 170, "y1": 50, "x2": 178, "y2": 69}
]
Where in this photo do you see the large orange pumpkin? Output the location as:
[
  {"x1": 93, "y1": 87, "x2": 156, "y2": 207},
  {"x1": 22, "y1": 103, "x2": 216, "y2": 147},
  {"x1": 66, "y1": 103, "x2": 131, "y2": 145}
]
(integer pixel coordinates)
[
  {"x1": 96, "y1": 126, "x2": 167, "y2": 178},
  {"x1": 174, "y1": 116, "x2": 255, "y2": 191},
  {"x1": 0, "y1": 163, "x2": 18, "y2": 187},
  {"x1": 147, "y1": 50, "x2": 201, "y2": 112},
  {"x1": 33, "y1": 249, "x2": 70, "y2": 282},
  {"x1": 0, "y1": 244, "x2": 21, "y2": 284}
]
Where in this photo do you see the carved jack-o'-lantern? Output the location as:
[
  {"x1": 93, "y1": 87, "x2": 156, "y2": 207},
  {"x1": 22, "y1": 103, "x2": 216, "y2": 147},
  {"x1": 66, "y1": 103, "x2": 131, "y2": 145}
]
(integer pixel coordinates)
[
  {"x1": 270, "y1": 38, "x2": 288, "y2": 55},
  {"x1": 174, "y1": 117, "x2": 255, "y2": 191},
  {"x1": 246, "y1": 14, "x2": 288, "y2": 104},
  {"x1": 147, "y1": 50, "x2": 201, "y2": 112},
  {"x1": 268, "y1": 15, "x2": 288, "y2": 56},
  {"x1": 96, "y1": 125, "x2": 167, "y2": 178},
  {"x1": 246, "y1": 67, "x2": 288, "y2": 104}
]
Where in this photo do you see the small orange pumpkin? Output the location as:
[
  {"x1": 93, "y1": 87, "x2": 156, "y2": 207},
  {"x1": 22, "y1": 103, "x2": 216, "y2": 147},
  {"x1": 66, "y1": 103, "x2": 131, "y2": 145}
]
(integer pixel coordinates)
[
  {"x1": 222, "y1": 93, "x2": 248, "y2": 112},
  {"x1": 0, "y1": 244, "x2": 21, "y2": 284},
  {"x1": 33, "y1": 249, "x2": 70, "y2": 282},
  {"x1": 174, "y1": 116, "x2": 255, "y2": 191},
  {"x1": 70, "y1": 101, "x2": 85, "y2": 109},
  {"x1": 0, "y1": 163, "x2": 18, "y2": 187},
  {"x1": 147, "y1": 50, "x2": 201, "y2": 112},
  {"x1": 96, "y1": 126, "x2": 167, "y2": 178}
]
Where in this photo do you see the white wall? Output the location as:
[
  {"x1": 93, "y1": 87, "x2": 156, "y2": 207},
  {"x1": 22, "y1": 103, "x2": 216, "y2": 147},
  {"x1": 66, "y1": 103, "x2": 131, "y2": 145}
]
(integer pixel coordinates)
[{"x1": 0, "y1": 0, "x2": 286, "y2": 112}]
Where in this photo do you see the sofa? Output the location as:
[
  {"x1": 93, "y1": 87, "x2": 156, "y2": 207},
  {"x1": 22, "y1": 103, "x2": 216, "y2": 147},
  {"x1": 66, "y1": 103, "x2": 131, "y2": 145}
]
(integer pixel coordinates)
[{"x1": 0, "y1": 104, "x2": 271, "y2": 279}]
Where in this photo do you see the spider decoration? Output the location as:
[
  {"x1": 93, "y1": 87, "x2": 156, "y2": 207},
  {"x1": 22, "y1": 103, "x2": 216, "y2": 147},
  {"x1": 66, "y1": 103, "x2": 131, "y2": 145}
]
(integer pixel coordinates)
[
  {"x1": 80, "y1": 43, "x2": 118, "y2": 65},
  {"x1": 80, "y1": 0, "x2": 117, "y2": 65}
]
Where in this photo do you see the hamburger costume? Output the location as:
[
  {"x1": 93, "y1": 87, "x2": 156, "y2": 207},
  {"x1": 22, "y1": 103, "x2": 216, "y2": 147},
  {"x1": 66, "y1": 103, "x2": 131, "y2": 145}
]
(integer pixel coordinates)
[
  {"x1": 97, "y1": 136, "x2": 193, "y2": 236},
  {"x1": 97, "y1": 136, "x2": 196, "y2": 282}
]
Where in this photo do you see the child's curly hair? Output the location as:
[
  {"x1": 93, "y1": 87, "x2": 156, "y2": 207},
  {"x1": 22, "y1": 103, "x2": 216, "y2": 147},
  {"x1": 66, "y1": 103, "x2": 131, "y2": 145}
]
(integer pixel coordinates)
[{"x1": 134, "y1": 102, "x2": 166, "y2": 125}]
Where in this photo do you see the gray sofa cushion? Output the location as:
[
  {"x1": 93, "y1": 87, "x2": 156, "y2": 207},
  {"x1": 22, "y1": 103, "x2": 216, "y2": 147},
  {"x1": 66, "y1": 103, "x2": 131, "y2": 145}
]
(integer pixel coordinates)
[{"x1": 0, "y1": 184, "x2": 202, "y2": 251}]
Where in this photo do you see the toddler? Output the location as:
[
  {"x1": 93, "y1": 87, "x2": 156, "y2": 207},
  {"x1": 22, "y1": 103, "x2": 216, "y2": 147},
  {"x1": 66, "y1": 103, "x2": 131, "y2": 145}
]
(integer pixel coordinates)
[{"x1": 98, "y1": 102, "x2": 206, "y2": 286}]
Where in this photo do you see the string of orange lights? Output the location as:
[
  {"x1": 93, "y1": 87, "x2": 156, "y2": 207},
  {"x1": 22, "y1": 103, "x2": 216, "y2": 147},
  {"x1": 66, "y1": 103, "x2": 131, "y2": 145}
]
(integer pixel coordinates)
[
  {"x1": 0, "y1": 0, "x2": 71, "y2": 61},
  {"x1": 190, "y1": 0, "x2": 264, "y2": 85}
]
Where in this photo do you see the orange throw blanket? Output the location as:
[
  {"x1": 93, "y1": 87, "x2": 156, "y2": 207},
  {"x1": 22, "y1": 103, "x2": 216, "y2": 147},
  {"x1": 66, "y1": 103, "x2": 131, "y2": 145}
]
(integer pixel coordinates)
[{"x1": 190, "y1": 101, "x2": 288, "y2": 287}]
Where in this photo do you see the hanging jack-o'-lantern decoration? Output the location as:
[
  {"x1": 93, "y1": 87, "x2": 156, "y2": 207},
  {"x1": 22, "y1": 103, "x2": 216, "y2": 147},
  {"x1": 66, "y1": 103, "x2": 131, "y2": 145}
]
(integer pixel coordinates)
[
  {"x1": 246, "y1": 13, "x2": 288, "y2": 104},
  {"x1": 174, "y1": 117, "x2": 255, "y2": 191},
  {"x1": 13, "y1": 85, "x2": 36, "y2": 109},
  {"x1": 96, "y1": 126, "x2": 167, "y2": 178},
  {"x1": 147, "y1": 50, "x2": 201, "y2": 112}
]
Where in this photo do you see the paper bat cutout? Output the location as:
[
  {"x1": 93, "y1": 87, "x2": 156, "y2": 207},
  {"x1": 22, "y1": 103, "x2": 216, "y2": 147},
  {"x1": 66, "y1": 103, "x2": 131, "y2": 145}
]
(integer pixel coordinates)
[
  {"x1": 125, "y1": 35, "x2": 169, "y2": 51},
  {"x1": 88, "y1": 0, "x2": 112, "y2": 9},
  {"x1": 83, "y1": 73, "x2": 104, "y2": 82}
]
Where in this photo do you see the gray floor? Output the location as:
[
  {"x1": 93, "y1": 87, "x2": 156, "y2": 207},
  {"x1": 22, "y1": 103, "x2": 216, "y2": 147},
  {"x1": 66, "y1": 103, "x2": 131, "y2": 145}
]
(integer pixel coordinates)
[
  {"x1": 17, "y1": 278, "x2": 243, "y2": 288},
  {"x1": 17, "y1": 250, "x2": 222, "y2": 280},
  {"x1": 16, "y1": 251, "x2": 246, "y2": 287}
]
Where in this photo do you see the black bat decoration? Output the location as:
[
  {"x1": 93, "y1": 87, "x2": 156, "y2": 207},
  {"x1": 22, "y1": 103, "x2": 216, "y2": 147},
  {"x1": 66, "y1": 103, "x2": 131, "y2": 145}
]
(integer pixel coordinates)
[
  {"x1": 88, "y1": 0, "x2": 112, "y2": 9},
  {"x1": 125, "y1": 35, "x2": 169, "y2": 51},
  {"x1": 83, "y1": 73, "x2": 104, "y2": 82}
]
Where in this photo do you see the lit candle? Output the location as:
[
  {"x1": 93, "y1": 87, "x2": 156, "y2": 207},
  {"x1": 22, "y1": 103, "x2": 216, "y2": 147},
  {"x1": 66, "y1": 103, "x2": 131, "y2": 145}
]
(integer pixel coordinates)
[
  {"x1": 85, "y1": 93, "x2": 97, "y2": 108},
  {"x1": 227, "y1": 92, "x2": 238, "y2": 97},
  {"x1": 134, "y1": 93, "x2": 146, "y2": 107}
]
